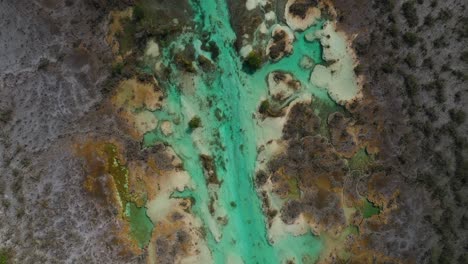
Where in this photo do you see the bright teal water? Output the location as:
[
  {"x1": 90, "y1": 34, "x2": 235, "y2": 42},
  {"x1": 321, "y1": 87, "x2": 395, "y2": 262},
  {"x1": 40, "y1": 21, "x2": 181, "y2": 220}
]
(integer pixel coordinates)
[{"x1": 142, "y1": 0, "x2": 337, "y2": 262}]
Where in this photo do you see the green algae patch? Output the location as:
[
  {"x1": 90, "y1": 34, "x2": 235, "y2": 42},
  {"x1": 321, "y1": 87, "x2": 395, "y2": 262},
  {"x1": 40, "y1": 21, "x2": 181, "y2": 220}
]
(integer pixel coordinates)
[
  {"x1": 361, "y1": 199, "x2": 381, "y2": 218},
  {"x1": 102, "y1": 143, "x2": 131, "y2": 210},
  {"x1": 348, "y1": 148, "x2": 374, "y2": 171},
  {"x1": 126, "y1": 202, "x2": 154, "y2": 248},
  {"x1": 143, "y1": 131, "x2": 158, "y2": 148}
]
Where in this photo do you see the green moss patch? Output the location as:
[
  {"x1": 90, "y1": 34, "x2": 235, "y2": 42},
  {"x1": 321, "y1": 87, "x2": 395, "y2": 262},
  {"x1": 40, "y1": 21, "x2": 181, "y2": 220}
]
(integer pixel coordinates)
[
  {"x1": 286, "y1": 177, "x2": 300, "y2": 200},
  {"x1": 0, "y1": 249, "x2": 11, "y2": 264},
  {"x1": 361, "y1": 198, "x2": 381, "y2": 218},
  {"x1": 125, "y1": 202, "x2": 154, "y2": 248},
  {"x1": 103, "y1": 143, "x2": 131, "y2": 210}
]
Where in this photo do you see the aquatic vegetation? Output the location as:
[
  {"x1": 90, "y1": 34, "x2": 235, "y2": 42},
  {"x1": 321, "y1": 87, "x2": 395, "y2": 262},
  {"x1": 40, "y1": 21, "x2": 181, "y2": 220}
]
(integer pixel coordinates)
[
  {"x1": 188, "y1": 116, "x2": 202, "y2": 130},
  {"x1": 361, "y1": 198, "x2": 381, "y2": 219},
  {"x1": 348, "y1": 148, "x2": 374, "y2": 172},
  {"x1": 126, "y1": 202, "x2": 154, "y2": 248},
  {"x1": 244, "y1": 50, "x2": 263, "y2": 71},
  {"x1": 102, "y1": 143, "x2": 131, "y2": 209}
]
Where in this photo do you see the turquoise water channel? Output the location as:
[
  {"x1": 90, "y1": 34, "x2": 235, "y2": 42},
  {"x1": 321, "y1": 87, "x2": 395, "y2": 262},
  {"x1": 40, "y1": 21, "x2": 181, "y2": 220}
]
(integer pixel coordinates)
[{"x1": 142, "y1": 0, "x2": 339, "y2": 262}]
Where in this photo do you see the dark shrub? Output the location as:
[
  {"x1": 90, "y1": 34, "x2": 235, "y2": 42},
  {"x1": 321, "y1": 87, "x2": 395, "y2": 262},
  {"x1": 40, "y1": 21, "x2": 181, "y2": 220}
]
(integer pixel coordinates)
[
  {"x1": 244, "y1": 51, "x2": 263, "y2": 71},
  {"x1": 188, "y1": 116, "x2": 202, "y2": 129},
  {"x1": 461, "y1": 51, "x2": 468, "y2": 63},
  {"x1": 403, "y1": 32, "x2": 418, "y2": 46},
  {"x1": 449, "y1": 110, "x2": 466, "y2": 125},
  {"x1": 405, "y1": 53, "x2": 417, "y2": 67},
  {"x1": 259, "y1": 100, "x2": 270, "y2": 114},
  {"x1": 381, "y1": 62, "x2": 395, "y2": 73},
  {"x1": 402, "y1": 1, "x2": 419, "y2": 27},
  {"x1": 404, "y1": 74, "x2": 418, "y2": 98}
]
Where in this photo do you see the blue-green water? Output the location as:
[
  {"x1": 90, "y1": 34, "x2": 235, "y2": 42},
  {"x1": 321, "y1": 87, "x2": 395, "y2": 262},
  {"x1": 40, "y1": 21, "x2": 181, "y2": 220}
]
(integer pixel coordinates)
[{"x1": 141, "y1": 0, "x2": 339, "y2": 262}]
